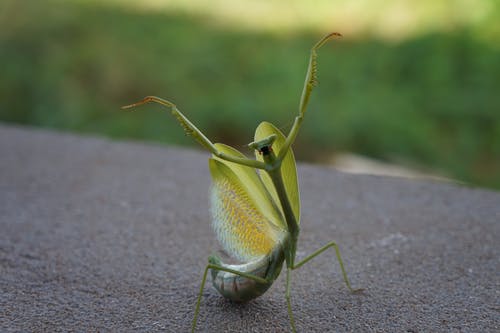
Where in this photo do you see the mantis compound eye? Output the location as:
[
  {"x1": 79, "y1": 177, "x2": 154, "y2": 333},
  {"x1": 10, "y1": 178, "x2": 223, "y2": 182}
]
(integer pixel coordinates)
[{"x1": 259, "y1": 145, "x2": 272, "y2": 156}]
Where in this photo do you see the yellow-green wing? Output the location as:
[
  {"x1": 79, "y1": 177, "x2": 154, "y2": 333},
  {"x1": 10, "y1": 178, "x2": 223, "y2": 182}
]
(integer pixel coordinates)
[
  {"x1": 212, "y1": 143, "x2": 286, "y2": 230},
  {"x1": 209, "y1": 157, "x2": 285, "y2": 262},
  {"x1": 254, "y1": 122, "x2": 301, "y2": 224}
]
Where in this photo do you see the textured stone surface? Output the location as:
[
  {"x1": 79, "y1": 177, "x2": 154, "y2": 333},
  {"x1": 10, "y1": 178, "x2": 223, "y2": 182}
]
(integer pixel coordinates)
[{"x1": 1, "y1": 124, "x2": 498, "y2": 332}]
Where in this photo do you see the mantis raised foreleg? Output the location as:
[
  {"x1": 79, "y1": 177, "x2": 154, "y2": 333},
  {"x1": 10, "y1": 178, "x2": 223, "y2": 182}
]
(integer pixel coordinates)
[
  {"x1": 123, "y1": 96, "x2": 267, "y2": 170},
  {"x1": 279, "y1": 32, "x2": 342, "y2": 160}
]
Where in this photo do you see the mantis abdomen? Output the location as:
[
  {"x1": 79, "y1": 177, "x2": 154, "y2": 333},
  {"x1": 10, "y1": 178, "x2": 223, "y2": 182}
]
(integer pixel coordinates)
[{"x1": 209, "y1": 246, "x2": 285, "y2": 302}]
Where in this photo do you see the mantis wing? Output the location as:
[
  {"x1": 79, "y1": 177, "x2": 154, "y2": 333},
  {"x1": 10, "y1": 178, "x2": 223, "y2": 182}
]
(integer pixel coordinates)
[
  {"x1": 209, "y1": 144, "x2": 286, "y2": 262},
  {"x1": 254, "y1": 122, "x2": 301, "y2": 224}
]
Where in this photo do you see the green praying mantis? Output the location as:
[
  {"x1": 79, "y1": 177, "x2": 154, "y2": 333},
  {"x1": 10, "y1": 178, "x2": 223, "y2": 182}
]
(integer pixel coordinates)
[{"x1": 123, "y1": 32, "x2": 361, "y2": 332}]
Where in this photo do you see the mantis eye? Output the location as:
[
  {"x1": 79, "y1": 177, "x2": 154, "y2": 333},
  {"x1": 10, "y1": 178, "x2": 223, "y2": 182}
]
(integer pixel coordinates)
[{"x1": 259, "y1": 145, "x2": 272, "y2": 155}]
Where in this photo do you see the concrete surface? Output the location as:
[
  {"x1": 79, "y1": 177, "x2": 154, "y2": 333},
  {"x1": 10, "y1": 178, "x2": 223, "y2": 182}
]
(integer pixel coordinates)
[{"x1": 0, "y1": 124, "x2": 498, "y2": 332}]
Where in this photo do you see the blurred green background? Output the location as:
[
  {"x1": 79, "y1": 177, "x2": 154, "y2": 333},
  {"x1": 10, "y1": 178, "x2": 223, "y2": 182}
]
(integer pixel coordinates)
[{"x1": 1, "y1": 0, "x2": 499, "y2": 189}]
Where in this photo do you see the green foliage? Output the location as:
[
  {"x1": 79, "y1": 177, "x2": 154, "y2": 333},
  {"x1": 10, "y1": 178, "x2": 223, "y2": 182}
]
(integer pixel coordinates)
[{"x1": 1, "y1": 0, "x2": 499, "y2": 189}]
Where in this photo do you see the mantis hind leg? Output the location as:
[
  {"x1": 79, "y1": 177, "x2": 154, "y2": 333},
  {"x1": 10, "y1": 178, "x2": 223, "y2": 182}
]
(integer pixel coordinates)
[
  {"x1": 285, "y1": 268, "x2": 297, "y2": 333},
  {"x1": 192, "y1": 261, "x2": 269, "y2": 332},
  {"x1": 283, "y1": 243, "x2": 360, "y2": 333},
  {"x1": 293, "y1": 241, "x2": 362, "y2": 293}
]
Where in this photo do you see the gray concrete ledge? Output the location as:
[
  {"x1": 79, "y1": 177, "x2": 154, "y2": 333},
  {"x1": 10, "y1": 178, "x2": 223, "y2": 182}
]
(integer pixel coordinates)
[{"x1": 0, "y1": 124, "x2": 498, "y2": 332}]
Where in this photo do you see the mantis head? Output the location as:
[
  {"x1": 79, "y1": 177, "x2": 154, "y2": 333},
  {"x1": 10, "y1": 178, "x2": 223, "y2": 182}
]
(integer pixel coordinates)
[{"x1": 248, "y1": 134, "x2": 277, "y2": 156}]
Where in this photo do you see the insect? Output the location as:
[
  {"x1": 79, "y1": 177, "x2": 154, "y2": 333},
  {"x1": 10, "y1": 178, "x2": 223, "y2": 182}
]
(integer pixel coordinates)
[{"x1": 123, "y1": 32, "x2": 361, "y2": 332}]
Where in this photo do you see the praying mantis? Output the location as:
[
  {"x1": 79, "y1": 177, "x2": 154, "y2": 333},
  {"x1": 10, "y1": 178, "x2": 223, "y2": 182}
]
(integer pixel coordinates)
[{"x1": 123, "y1": 32, "x2": 361, "y2": 332}]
